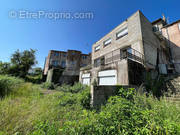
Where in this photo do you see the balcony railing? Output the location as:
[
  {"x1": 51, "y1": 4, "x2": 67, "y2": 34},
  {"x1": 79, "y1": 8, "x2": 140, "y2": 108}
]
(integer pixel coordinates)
[{"x1": 94, "y1": 48, "x2": 144, "y2": 67}]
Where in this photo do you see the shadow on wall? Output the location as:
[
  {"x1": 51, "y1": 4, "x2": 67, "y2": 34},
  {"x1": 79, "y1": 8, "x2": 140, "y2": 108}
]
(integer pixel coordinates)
[{"x1": 163, "y1": 35, "x2": 180, "y2": 73}]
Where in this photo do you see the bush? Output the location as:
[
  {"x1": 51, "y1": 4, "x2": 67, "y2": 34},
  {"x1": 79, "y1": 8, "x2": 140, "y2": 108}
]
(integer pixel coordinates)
[
  {"x1": 32, "y1": 120, "x2": 58, "y2": 135},
  {"x1": 0, "y1": 75, "x2": 24, "y2": 98},
  {"x1": 70, "y1": 82, "x2": 86, "y2": 93},
  {"x1": 25, "y1": 75, "x2": 42, "y2": 84},
  {"x1": 56, "y1": 83, "x2": 87, "y2": 93},
  {"x1": 117, "y1": 87, "x2": 136, "y2": 100},
  {"x1": 61, "y1": 88, "x2": 180, "y2": 135},
  {"x1": 55, "y1": 84, "x2": 71, "y2": 92},
  {"x1": 0, "y1": 79, "x2": 179, "y2": 135},
  {"x1": 79, "y1": 87, "x2": 91, "y2": 109},
  {"x1": 41, "y1": 82, "x2": 55, "y2": 90}
]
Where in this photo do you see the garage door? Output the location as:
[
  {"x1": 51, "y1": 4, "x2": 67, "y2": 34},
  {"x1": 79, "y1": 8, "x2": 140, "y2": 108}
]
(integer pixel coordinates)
[
  {"x1": 82, "y1": 73, "x2": 91, "y2": 85},
  {"x1": 98, "y1": 70, "x2": 117, "y2": 85}
]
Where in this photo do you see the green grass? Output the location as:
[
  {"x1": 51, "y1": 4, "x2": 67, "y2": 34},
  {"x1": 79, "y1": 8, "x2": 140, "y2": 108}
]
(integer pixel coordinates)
[{"x1": 0, "y1": 75, "x2": 180, "y2": 135}]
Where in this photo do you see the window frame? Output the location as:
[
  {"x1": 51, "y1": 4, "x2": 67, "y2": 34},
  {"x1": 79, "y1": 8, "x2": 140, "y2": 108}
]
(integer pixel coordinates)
[
  {"x1": 103, "y1": 38, "x2": 112, "y2": 47},
  {"x1": 61, "y1": 61, "x2": 66, "y2": 68},
  {"x1": 94, "y1": 45, "x2": 100, "y2": 52},
  {"x1": 54, "y1": 52, "x2": 59, "y2": 57},
  {"x1": 116, "y1": 27, "x2": 128, "y2": 40}
]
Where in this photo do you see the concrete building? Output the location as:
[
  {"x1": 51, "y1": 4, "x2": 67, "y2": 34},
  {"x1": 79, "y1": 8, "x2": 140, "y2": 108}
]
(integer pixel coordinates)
[
  {"x1": 43, "y1": 50, "x2": 91, "y2": 84},
  {"x1": 161, "y1": 20, "x2": 180, "y2": 73},
  {"x1": 80, "y1": 10, "x2": 170, "y2": 86}
]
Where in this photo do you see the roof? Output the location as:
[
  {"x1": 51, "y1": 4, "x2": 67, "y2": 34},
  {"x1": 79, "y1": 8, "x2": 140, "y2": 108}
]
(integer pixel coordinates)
[
  {"x1": 163, "y1": 19, "x2": 180, "y2": 28},
  {"x1": 50, "y1": 50, "x2": 66, "y2": 53},
  {"x1": 152, "y1": 18, "x2": 163, "y2": 25}
]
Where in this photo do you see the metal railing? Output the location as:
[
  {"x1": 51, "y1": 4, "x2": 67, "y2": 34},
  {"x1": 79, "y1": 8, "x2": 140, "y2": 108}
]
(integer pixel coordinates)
[
  {"x1": 105, "y1": 48, "x2": 144, "y2": 64},
  {"x1": 94, "y1": 48, "x2": 144, "y2": 67}
]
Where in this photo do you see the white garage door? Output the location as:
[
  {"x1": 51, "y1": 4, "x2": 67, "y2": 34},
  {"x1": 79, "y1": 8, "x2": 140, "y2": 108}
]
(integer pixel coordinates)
[
  {"x1": 98, "y1": 70, "x2": 117, "y2": 86},
  {"x1": 82, "y1": 73, "x2": 91, "y2": 85}
]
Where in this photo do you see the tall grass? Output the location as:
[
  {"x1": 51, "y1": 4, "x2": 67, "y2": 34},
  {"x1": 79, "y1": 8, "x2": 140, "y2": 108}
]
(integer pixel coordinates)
[
  {"x1": 0, "y1": 75, "x2": 24, "y2": 98},
  {"x1": 0, "y1": 75, "x2": 179, "y2": 135}
]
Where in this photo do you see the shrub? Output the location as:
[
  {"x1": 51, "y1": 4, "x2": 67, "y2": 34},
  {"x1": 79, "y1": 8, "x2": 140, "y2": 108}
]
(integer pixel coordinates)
[
  {"x1": 55, "y1": 84, "x2": 71, "y2": 92},
  {"x1": 41, "y1": 82, "x2": 55, "y2": 90},
  {"x1": 32, "y1": 120, "x2": 58, "y2": 135},
  {"x1": 145, "y1": 72, "x2": 165, "y2": 97},
  {"x1": 70, "y1": 82, "x2": 86, "y2": 93},
  {"x1": 56, "y1": 83, "x2": 86, "y2": 93},
  {"x1": 58, "y1": 93, "x2": 77, "y2": 106},
  {"x1": 25, "y1": 75, "x2": 42, "y2": 84},
  {"x1": 0, "y1": 75, "x2": 24, "y2": 98},
  {"x1": 117, "y1": 87, "x2": 136, "y2": 100},
  {"x1": 61, "y1": 88, "x2": 180, "y2": 135},
  {"x1": 79, "y1": 87, "x2": 91, "y2": 109}
]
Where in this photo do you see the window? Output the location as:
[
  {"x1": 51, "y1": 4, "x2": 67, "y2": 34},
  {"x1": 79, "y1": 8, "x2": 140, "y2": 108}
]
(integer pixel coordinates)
[
  {"x1": 94, "y1": 57, "x2": 105, "y2": 67},
  {"x1": 152, "y1": 25, "x2": 159, "y2": 32},
  {"x1": 178, "y1": 23, "x2": 180, "y2": 30},
  {"x1": 120, "y1": 46, "x2": 132, "y2": 59},
  {"x1": 54, "y1": 52, "x2": 59, "y2": 57},
  {"x1": 61, "y1": 61, "x2": 66, "y2": 68},
  {"x1": 62, "y1": 53, "x2": 66, "y2": 57},
  {"x1": 95, "y1": 45, "x2": 100, "y2": 51},
  {"x1": 52, "y1": 60, "x2": 58, "y2": 66},
  {"x1": 103, "y1": 38, "x2": 112, "y2": 47},
  {"x1": 94, "y1": 58, "x2": 101, "y2": 67},
  {"x1": 82, "y1": 55, "x2": 87, "y2": 60},
  {"x1": 116, "y1": 27, "x2": 128, "y2": 40}
]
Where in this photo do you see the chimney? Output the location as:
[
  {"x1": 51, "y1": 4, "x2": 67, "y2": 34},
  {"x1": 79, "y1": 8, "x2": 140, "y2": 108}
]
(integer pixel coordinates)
[{"x1": 162, "y1": 14, "x2": 167, "y2": 25}]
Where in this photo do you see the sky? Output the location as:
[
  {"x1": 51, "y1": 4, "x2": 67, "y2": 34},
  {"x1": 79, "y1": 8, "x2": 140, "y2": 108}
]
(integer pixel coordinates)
[{"x1": 0, "y1": 0, "x2": 179, "y2": 68}]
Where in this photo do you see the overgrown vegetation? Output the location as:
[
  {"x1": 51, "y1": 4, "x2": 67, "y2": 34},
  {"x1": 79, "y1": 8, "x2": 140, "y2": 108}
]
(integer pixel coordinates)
[
  {"x1": 0, "y1": 75, "x2": 24, "y2": 98},
  {"x1": 0, "y1": 75, "x2": 179, "y2": 135},
  {"x1": 145, "y1": 72, "x2": 166, "y2": 97}
]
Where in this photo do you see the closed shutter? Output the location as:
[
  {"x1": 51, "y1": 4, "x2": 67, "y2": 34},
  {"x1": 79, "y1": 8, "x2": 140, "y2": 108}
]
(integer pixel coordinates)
[
  {"x1": 98, "y1": 70, "x2": 117, "y2": 85},
  {"x1": 82, "y1": 73, "x2": 91, "y2": 85}
]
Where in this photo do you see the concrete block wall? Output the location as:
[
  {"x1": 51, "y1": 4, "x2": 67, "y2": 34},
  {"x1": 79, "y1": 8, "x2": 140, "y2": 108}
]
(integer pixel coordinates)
[
  {"x1": 91, "y1": 11, "x2": 144, "y2": 66},
  {"x1": 139, "y1": 12, "x2": 161, "y2": 69}
]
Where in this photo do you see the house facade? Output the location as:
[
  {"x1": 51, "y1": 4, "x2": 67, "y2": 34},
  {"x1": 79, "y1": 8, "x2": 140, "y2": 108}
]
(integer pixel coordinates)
[
  {"x1": 43, "y1": 50, "x2": 91, "y2": 84},
  {"x1": 80, "y1": 11, "x2": 170, "y2": 86},
  {"x1": 161, "y1": 20, "x2": 180, "y2": 73}
]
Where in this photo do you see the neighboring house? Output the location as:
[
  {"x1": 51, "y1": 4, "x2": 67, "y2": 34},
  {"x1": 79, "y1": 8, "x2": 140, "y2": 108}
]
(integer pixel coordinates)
[
  {"x1": 161, "y1": 20, "x2": 180, "y2": 73},
  {"x1": 80, "y1": 10, "x2": 171, "y2": 86},
  {"x1": 43, "y1": 50, "x2": 91, "y2": 84}
]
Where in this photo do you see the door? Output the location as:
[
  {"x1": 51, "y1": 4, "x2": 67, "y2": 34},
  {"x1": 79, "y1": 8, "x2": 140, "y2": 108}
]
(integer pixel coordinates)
[{"x1": 98, "y1": 70, "x2": 117, "y2": 85}]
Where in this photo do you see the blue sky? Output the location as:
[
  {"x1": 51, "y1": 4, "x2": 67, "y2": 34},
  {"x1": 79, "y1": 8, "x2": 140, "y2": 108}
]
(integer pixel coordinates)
[{"x1": 0, "y1": 0, "x2": 179, "y2": 68}]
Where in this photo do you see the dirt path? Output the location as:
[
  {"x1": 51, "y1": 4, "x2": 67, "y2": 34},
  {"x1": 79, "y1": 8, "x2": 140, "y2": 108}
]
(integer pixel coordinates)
[{"x1": 40, "y1": 90, "x2": 58, "y2": 95}]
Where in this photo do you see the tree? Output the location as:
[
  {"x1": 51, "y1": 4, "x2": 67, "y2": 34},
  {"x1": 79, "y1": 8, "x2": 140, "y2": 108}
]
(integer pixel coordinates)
[
  {"x1": 0, "y1": 61, "x2": 11, "y2": 74},
  {"x1": 10, "y1": 49, "x2": 37, "y2": 78}
]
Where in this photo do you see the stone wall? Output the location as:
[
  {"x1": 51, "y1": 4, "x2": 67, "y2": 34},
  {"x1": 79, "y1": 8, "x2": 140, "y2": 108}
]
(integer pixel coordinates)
[{"x1": 91, "y1": 85, "x2": 137, "y2": 107}]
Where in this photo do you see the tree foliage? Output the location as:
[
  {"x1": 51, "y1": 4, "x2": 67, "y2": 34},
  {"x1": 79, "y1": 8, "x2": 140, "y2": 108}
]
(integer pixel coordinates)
[{"x1": 0, "y1": 49, "x2": 37, "y2": 78}]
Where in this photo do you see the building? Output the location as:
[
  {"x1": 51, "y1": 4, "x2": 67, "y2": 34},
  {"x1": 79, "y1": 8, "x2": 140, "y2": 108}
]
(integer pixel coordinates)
[
  {"x1": 80, "y1": 10, "x2": 171, "y2": 86},
  {"x1": 43, "y1": 50, "x2": 91, "y2": 84},
  {"x1": 161, "y1": 20, "x2": 180, "y2": 73}
]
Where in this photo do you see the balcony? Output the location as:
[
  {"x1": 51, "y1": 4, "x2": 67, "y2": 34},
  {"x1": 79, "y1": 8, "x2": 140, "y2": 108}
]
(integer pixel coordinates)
[{"x1": 94, "y1": 48, "x2": 144, "y2": 67}]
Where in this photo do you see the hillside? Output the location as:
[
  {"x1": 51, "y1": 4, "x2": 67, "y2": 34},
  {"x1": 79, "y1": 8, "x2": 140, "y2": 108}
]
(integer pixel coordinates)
[{"x1": 0, "y1": 75, "x2": 180, "y2": 135}]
